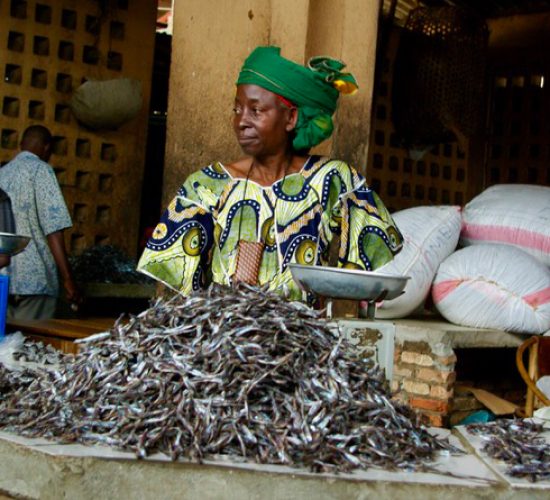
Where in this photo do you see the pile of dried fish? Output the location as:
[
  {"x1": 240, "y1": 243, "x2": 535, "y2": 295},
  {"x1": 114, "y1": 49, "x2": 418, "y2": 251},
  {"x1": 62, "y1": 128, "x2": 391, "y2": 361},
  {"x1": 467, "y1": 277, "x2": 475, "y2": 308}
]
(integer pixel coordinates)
[
  {"x1": 0, "y1": 365, "x2": 36, "y2": 399},
  {"x1": 0, "y1": 284, "x2": 456, "y2": 472},
  {"x1": 69, "y1": 244, "x2": 151, "y2": 284},
  {"x1": 12, "y1": 339, "x2": 66, "y2": 365},
  {"x1": 467, "y1": 419, "x2": 550, "y2": 482}
]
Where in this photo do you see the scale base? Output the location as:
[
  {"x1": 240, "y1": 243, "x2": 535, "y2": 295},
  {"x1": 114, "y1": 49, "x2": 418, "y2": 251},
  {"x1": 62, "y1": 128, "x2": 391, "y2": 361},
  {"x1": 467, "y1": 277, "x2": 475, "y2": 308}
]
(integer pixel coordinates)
[{"x1": 324, "y1": 299, "x2": 377, "y2": 320}]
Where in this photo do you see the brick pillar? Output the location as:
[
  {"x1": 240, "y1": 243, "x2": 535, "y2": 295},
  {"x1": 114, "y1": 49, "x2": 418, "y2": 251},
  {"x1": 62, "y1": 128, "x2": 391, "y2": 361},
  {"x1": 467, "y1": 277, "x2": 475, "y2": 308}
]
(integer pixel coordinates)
[{"x1": 392, "y1": 340, "x2": 457, "y2": 427}]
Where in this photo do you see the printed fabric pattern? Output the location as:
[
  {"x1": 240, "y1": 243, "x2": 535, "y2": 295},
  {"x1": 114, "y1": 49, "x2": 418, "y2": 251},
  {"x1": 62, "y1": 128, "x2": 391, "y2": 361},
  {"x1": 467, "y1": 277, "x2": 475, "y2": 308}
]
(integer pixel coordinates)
[
  {"x1": 138, "y1": 156, "x2": 403, "y2": 300},
  {"x1": 0, "y1": 151, "x2": 72, "y2": 296}
]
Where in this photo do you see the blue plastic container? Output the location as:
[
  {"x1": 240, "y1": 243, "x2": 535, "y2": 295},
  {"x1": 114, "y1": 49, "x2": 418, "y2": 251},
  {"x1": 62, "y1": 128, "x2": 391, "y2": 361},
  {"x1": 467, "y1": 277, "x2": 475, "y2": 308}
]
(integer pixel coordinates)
[{"x1": 0, "y1": 275, "x2": 9, "y2": 337}]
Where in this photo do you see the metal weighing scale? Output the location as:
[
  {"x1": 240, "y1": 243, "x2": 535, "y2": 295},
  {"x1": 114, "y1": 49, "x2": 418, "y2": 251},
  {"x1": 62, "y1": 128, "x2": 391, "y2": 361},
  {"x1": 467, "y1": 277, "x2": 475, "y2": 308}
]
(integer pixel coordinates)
[
  {"x1": 0, "y1": 232, "x2": 30, "y2": 256},
  {"x1": 0, "y1": 233, "x2": 31, "y2": 336},
  {"x1": 289, "y1": 264, "x2": 409, "y2": 320}
]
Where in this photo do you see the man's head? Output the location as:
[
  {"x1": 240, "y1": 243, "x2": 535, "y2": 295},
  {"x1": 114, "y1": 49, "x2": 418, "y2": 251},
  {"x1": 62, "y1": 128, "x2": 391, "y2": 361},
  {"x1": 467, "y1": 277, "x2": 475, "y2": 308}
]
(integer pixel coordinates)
[{"x1": 20, "y1": 125, "x2": 52, "y2": 161}]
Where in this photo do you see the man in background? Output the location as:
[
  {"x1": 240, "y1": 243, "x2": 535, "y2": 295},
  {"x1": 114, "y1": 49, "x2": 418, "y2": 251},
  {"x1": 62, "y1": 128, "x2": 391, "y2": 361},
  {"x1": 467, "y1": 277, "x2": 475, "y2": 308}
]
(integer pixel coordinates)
[
  {"x1": 0, "y1": 188, "x2": 16, "y2": 269},
  {"x1": 0, "y1": 125, "x2": 80, "y2": 319}
]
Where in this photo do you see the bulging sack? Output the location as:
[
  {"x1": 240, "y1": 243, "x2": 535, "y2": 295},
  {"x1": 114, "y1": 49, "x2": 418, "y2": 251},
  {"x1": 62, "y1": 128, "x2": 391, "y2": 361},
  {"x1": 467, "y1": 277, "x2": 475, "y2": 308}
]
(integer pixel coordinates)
[
  {"x1": 374, "y1": 205, "x2": 461, "y2": 319},
  {"x1": 432, "y1": 244, "x2": 550, "y2": 334},
  {"x1": 70, "y1": 78, "x2": 143, "y2": 130},
  {"x1": 461, "y1": 184, "x2": 550, "y2": 267}
]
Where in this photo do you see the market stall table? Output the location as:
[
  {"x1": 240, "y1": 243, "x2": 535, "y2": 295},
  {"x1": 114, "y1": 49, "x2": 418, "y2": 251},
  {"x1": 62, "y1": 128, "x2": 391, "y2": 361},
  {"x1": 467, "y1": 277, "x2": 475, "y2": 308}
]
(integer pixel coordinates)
[{"x1": 0, "y1": 426, "x2": 548, "y2": 499}]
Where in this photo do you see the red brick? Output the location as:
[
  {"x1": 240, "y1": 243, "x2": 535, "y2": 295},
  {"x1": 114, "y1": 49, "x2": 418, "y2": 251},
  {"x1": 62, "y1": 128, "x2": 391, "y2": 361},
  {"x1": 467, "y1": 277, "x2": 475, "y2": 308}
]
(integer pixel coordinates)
[
  {"x1": 401, "y1": 351, "x2": 434, "y2": 367},
  {"x1": 403, "y1": 380, "x2": 430, "y2": 395},
  {"x1": 441, "y1": 370, "x2": 456, "y2": 384},
  {"x1": 416, "y1": 368, "x2": 457, "y2": 384},
  {"x1": 416, "y1": 368, "x2": 440, "y2": 383},
  {"x1": 409, "y1": 397, "x2": 450, "y2": 413},
  {"x1": 430, "y1": 385, "x2": 454, "y2": 400},
  {"x1": 402, "y1": 341, "x2": 431, "y2": 354},
  {"x1": 436, "y1": 354, "x2": 457, "y2": 366},
  {"x1": 393, "y1": 366, "x2": 413, "y2": 379},
  {"x1": 423, "y1": 413, "x2": 446, "y2": 427}
]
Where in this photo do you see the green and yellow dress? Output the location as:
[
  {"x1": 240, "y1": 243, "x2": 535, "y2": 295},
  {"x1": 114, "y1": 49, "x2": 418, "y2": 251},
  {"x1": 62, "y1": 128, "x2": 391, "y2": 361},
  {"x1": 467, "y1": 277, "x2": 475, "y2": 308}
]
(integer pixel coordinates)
[{"x1": 138, "y1": 156, "x2": 402, "y2": 300}]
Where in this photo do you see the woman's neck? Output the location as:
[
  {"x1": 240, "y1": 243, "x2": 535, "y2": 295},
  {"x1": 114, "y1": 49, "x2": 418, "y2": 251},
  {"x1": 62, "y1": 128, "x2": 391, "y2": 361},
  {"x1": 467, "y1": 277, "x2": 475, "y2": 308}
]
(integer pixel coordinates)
[
  {"x1": 250, "y1": 153, "x2": 290, "y2": 185},
  {"x1": 225, "y1": 153, "x2": 309, "y2": 186},
  {"x1": 249, "y1": 152, "x2": 308, "y2": 187}
]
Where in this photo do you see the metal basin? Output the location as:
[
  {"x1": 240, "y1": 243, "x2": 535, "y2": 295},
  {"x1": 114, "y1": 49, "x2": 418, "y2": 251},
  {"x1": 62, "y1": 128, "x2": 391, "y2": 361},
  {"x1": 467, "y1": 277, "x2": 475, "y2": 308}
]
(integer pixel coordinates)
[
  {"x1": 289, "y1": 264, "x2": 409, "y2": 301},
  {"x1": 0, "y1": 232, "x2": 31, "y2": 256}
]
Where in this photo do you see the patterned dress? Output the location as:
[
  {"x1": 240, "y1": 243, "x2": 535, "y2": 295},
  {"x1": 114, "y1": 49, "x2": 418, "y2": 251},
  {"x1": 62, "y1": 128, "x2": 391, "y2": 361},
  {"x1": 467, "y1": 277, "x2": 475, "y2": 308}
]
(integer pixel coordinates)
[{"x1": 138, "y1": 156, "x2": 402, "y2": 300}]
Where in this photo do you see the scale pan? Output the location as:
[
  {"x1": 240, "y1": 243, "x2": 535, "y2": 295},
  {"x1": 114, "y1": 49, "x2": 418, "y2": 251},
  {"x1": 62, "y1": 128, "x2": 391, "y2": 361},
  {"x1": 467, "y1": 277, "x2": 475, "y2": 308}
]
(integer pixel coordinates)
[
  {"x1": 289, "y1": 264, "x2": 409, "y2": 301},
  {"x1": 0, "y1": 233, "x2": 31, "y2": 256}
]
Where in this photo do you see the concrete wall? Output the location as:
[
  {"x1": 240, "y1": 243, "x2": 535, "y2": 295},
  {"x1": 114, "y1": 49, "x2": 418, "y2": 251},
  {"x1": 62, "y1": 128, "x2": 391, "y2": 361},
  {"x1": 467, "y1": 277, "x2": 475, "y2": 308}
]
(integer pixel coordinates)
[
  {"x1": 163, "y1": 0, "x2": 380, "y2": 201},
  {"x1": 0, "y1": 0, "x2": 156, "y2": 257}
]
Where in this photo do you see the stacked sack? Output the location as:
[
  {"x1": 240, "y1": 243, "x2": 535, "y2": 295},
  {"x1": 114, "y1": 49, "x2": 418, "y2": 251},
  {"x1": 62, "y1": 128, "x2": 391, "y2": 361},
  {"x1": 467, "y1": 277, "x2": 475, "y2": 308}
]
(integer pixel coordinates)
[
  {"x1": 433, "y1": 184, "x2": 550, "y2": 334},
  {"x1": 460, "y1": 184, "x2": 550, "y2": 266},
  {"x1": 374, "y1": 206, "x2": 462, "y2": 319},
  {"x1": 373, "y1": 184, "x2": 550, "y2": 335}
]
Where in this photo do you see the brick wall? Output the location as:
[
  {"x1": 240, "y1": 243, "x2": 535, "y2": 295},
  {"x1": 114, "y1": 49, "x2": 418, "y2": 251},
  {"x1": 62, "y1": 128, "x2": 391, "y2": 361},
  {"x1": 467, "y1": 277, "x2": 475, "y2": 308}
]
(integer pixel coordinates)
[{"x1": 392, "y1": 340, "x2": 457, "y2": 427}]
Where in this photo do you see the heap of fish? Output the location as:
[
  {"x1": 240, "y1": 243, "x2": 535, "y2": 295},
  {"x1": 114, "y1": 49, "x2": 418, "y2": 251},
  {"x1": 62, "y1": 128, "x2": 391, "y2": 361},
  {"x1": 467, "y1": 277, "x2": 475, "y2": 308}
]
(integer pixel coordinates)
[
  {"x1": 0, "y1": 284, "x2": 456, "y2": 472},
  {"x1": 467, "y1": 419, "x2": 550, "y2": 482},
  {"x1": 12, "y1": 338, "x2": 65, "y2": 365}
]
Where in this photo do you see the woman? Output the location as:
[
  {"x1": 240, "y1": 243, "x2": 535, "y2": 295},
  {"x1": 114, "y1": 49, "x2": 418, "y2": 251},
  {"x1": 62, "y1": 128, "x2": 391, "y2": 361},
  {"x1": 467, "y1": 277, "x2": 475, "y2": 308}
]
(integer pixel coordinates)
[{"x1": 138, "y1": 46, "x2": 402, "y2": 300}]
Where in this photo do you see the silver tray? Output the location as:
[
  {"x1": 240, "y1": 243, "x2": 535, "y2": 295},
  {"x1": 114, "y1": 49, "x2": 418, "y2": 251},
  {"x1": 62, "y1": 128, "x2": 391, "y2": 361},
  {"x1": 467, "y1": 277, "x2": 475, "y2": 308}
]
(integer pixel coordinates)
[
  {"x1": 289, "y1": 264, "x2": 409, "y2": 301},
  {"x1": 0, "y1": 232, "x2": 31, "y2": 256}
]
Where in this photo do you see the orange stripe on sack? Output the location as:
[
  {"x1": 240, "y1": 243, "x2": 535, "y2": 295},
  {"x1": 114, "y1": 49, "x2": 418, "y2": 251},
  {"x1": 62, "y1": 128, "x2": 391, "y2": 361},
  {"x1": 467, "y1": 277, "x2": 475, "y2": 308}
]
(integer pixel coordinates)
[
  {"x1": 523, "y1": 287, "x2": 550, "y2": 308},
  {"x1": 432, "y1": 280, "x2": 462, "y2": 303}
]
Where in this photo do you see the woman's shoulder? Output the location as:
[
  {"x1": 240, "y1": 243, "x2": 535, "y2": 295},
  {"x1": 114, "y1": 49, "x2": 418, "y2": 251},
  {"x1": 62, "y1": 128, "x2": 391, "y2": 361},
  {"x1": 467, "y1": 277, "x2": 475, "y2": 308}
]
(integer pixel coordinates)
[
  {"x1": 179, "y1": 162, "x2": 232, "y2": 195},
  {"x1": 187, "y1": 162, "x2": 231, "y2": 182},
  {"x1": 303, "y1": 156, "x2": 362, "y2": 186}
]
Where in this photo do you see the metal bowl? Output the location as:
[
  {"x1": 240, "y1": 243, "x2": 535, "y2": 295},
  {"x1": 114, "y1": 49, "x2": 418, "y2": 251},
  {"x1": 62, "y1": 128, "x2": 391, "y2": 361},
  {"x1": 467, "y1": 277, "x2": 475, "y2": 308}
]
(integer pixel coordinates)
[
  {"x1": 0, "y1": 232, "x2": 31, "y2": 256},
  {"x1": 289, "y1": 264, "x2": 410, "y2": 301}
]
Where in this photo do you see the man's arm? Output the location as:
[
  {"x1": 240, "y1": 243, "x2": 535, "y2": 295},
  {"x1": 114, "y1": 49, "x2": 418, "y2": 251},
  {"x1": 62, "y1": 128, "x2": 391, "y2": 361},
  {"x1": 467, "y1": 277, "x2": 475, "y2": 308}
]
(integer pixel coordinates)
[{"x1": 46, "y1": 230, "x2": 81, "y2": 304}]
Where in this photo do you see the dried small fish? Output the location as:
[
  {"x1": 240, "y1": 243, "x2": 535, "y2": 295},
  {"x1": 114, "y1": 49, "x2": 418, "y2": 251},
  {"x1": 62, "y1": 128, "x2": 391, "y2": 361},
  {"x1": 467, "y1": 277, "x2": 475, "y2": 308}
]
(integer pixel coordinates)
[
  {"x1": 12, "y1": 339, "x2": 66, "y2": 365},
  {"x1": 467, "y1": 419, "x2": 550, "y2": 482},
  {"x1": 0, "y1": 283, "x2": 457, "y2": 472}
]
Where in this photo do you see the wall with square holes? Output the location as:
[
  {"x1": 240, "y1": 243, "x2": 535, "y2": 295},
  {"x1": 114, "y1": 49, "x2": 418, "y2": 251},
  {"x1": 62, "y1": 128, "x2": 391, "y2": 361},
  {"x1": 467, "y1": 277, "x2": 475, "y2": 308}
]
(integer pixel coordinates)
[
  {"x1": 0, "y1": 0, "x2": 156, "y2": 257},
  {"x1": 366, "y1": 28, "x2": 472, "y2": 213}
]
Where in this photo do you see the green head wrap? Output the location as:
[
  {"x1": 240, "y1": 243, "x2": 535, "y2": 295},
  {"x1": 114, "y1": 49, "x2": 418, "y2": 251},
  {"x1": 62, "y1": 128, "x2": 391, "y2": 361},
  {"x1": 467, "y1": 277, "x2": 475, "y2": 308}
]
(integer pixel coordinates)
[{"x1": 236, "y1": 46, "x2": 358, "y2": 151}]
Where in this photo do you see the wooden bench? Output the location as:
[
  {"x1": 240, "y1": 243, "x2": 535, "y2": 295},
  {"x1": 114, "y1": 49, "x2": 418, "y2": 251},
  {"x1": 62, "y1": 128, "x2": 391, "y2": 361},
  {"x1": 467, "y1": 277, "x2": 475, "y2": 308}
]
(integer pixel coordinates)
[{"x1": 6, "y1": 317, "x2": 116, "y2": 354}]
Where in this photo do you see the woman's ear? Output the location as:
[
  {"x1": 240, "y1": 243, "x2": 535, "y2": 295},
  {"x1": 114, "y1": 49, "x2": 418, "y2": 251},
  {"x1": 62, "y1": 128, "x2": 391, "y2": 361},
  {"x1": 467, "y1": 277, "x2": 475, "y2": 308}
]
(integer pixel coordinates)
[{"x1": 285, "y1": 107, "x2": 298, "y2": 132}]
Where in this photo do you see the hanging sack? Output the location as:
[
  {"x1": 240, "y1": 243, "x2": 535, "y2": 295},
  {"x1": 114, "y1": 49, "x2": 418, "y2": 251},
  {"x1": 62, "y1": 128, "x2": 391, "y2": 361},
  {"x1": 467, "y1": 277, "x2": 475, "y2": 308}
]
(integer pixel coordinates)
[{"x1": 70, "y1": 78, "x2": 143, "y2": 130}]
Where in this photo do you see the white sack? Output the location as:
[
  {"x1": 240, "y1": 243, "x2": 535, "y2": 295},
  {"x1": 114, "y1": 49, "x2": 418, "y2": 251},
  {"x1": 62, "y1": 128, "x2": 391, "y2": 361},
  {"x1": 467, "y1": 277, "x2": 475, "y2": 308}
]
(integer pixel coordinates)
[
  {"x1": 432, "y1": 244, "x2": 550, "y2": 334},
  {"x1": 373, "y1": 206, "x2": 461, "y2": 318},
  {"x1": 461, "y1": 184, "x2": 550, "y2": 267},
  {"x1": 70, "y1": 78, "x2": 143, "y2": 130}
]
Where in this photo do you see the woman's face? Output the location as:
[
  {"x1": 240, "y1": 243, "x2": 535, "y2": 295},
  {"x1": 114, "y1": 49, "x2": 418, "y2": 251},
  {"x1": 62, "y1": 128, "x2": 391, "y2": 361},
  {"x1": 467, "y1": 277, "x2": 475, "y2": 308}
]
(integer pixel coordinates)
[{"x1": 233, "y1": 84, "x2": 296, "y2": 157}]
